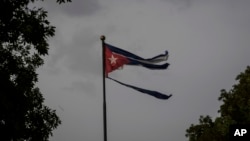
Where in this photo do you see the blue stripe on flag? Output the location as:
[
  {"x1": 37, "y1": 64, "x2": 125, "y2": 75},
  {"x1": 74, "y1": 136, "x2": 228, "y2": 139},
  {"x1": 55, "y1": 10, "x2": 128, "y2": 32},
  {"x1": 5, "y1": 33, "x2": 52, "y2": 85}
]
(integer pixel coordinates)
[
  {"x1": 107, "y1": 77, "x2": 172, "y2": 100},
  {"x1": 127, "y1": 58, "x2": 169, "y2": 69},
  {"x1": 106, "y1": 43, "x2": 168, "y2": 64}
]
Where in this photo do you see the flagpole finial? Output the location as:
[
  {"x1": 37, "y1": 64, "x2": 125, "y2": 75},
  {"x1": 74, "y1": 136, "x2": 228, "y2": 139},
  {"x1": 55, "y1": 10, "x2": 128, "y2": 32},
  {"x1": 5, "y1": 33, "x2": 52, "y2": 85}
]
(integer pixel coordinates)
[{"x1": 100, "y1": 35, "x2": 106, "y2": 41}]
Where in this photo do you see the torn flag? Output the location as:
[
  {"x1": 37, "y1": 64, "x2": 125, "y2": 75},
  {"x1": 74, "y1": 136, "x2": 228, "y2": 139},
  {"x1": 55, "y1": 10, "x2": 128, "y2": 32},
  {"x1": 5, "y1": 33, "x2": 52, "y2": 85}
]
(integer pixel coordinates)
[
  {"x1": 107, "y1": 77, "x2": 172, "y2": 100},
  {"x1": 104, "y1": 43, "x2": 172, "y2": 100},
  {"x1": 105, "y1": 43, "x2": 169, "y2": 75}
]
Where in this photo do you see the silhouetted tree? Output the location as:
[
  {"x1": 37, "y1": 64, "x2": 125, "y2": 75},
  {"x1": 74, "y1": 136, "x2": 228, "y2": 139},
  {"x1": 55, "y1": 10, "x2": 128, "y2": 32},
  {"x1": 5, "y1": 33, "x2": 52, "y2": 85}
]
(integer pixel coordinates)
[
  {"x1": 185, "y1": 66, "x2": 250, "y2": 141},
  {"x1": 0, "y1": 0, "x2": 71, "y2": 141}
]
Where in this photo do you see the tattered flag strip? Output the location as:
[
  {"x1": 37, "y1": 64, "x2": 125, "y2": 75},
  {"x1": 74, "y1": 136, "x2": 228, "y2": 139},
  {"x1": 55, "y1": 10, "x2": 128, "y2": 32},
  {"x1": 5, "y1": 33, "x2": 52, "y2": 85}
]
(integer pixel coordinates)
[{"x1": 105, "y1": 43, "x2": 172, "y2": 100}]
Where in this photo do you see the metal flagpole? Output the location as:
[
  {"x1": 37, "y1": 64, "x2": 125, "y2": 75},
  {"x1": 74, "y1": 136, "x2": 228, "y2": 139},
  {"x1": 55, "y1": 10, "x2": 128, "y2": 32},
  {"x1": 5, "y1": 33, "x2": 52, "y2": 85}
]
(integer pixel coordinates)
[{"x1": 100, "y1": 35, "x2": 107, "y2": 141}]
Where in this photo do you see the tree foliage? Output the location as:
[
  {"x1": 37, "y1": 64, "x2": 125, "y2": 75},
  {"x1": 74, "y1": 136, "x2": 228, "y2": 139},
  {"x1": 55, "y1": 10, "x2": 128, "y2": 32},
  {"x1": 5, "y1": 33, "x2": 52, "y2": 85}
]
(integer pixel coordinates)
[
  {"x1": 185, "y1": 66, "x2": 250, "y2": 141},
  {"x1": 0, "y1": 0, "x2": 70, "y2": 140}
]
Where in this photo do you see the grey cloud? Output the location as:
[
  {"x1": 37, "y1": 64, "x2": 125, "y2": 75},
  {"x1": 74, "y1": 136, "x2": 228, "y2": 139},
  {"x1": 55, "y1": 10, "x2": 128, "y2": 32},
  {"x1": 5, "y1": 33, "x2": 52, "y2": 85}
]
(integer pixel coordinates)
[
  {"x1": 49, "y1": 28, "x2": 101, "y2": 75},
  {"x1": 58, "y1": 105, "x2": 64, "y2": 111},
  {"x1": 64, "y1": 80, "x2": 97, "y2": 96},
  {"x1": 163, "y1": 0, "x2": 191, "y2": 4},
  {"x1": 60, "y1": 0, "x2": 101, "y2": 16},
  {"x1": 38, "y1": 0, "x2": 101, "y2": 17},
  {"x1": 66, "y1": 31, "x2": 100, "y2": 75},
  {"x1": 162, "y1": 0, "x2": 192, "y2": 7}
]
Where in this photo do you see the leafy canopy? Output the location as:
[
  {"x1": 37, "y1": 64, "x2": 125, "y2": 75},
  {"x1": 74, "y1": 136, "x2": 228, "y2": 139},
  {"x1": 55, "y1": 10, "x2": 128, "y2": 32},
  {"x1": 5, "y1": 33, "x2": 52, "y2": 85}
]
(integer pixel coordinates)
[
  {"x1": 185, "y1": 66, "x2": 250, "y2": 141},
  {"x1": 0, "y1": 0, "x2": 70, "y2": 141}
]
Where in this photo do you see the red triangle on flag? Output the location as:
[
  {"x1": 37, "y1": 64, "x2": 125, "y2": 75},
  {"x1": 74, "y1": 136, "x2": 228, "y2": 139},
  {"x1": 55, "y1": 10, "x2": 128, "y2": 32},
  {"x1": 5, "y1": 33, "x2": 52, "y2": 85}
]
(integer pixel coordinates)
[{"x1": 105, "y1": 46, "x2": 129, "y2": 76}]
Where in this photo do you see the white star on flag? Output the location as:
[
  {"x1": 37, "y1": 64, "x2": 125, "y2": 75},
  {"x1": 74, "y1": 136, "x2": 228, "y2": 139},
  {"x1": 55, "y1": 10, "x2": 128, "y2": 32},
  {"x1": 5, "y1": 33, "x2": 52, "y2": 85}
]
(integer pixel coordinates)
[{"x1": 109, "y1": 55, "x2": 118, "y2": 64}]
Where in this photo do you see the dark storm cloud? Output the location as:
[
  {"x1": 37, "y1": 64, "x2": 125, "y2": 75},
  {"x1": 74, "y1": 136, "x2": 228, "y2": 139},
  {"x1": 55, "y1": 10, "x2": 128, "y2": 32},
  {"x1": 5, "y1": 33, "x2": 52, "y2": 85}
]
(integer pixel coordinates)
[
  {"x1": 66, "y1": 31, "x2": 100, "y2": 74},
  {"x1": 64, "y1": 80, "x2": 97, "y2": 96},
  {"x1": 49, "y1": 28, "x2": 101, "y2": 75},
  {"x1": 60, "y1": 0, "x2": 101, "y2": 16},
  {"x1": 38, "y1": 0, "x2": 101, "y2": 17},
  {"x1": 162, "y1": 0, "x2": 193, "y2": 8},
  {"x1": 163, "y1": 0, "x2": 191, "y2": 5}
]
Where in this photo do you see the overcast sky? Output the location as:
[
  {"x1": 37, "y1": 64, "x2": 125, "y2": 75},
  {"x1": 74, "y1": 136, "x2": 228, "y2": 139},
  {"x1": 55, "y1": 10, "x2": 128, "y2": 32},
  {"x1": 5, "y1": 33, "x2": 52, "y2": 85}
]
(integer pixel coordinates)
[{"x1": 35, "y1": 0, "x2": 250, "y2": 141}]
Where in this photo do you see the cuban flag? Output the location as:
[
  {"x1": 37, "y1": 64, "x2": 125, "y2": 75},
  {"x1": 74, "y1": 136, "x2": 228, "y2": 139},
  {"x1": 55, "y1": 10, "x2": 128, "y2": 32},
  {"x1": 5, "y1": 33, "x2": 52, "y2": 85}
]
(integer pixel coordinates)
[
  {"x1": 105, "y1": 43, "x2": 169, "y2": 74},
  {"x1": 105, "y1": 43, "x2": 172, "y2": 100}
]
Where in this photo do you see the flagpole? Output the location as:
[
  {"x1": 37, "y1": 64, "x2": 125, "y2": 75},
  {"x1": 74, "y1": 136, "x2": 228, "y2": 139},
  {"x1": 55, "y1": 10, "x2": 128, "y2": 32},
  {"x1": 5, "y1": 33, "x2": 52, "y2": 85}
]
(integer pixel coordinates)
[{"x1": 100, "y1": 35, "x2": 107, "y2": 141}]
